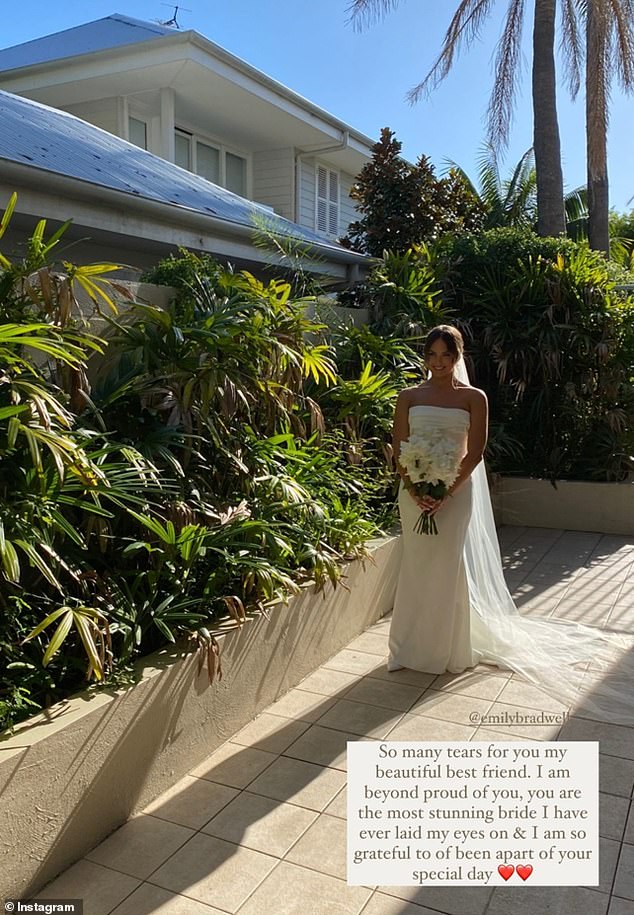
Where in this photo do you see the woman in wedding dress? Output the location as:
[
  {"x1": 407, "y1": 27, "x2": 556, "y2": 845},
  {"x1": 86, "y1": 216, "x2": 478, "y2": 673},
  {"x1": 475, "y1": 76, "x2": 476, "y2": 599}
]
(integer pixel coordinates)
[
  {"x1": 388, "y1": 324, "x2": 634, "y2": 724},
  {"x1": 389, "y1": 325, "x2": 485, "y2": 673}
]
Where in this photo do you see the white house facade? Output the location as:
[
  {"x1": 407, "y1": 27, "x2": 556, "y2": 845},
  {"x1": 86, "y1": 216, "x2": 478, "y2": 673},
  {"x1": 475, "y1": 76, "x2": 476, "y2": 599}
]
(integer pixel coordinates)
[{"x1": 0, "y1": 14, "x2": 372, "y2": 246}]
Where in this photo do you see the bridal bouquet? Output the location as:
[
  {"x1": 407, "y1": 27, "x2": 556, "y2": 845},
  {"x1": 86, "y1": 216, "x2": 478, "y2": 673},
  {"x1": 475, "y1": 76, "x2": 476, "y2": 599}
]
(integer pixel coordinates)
[{"x1": 398, "y1": 434, "x2": 462, "y2": 535}]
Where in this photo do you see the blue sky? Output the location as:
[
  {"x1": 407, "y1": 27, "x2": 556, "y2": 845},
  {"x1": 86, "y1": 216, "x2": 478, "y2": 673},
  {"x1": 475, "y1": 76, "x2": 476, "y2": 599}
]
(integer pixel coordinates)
[{"x1": 3, "y1": 0, "x2": 633, "y2": 212}]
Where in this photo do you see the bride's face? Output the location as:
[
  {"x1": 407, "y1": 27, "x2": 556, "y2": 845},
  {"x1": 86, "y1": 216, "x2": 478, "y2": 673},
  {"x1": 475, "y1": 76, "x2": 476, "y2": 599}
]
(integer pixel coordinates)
[{"x1": 426, "y1": 339, "x2": 457, "y2": 376}]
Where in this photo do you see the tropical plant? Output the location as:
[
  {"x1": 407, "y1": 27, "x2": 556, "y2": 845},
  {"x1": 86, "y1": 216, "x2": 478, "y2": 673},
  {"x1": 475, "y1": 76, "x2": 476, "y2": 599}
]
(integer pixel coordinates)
[
  {"x1": 434, "y1": 228, "x2": 634, "y2": 480},
  {"x1": 445, "y1": 144, "x2": 589, "y2": 236},
  {"x1": 1, "y1": 221, "x2": 403, "y2": 731},
  {"x1": 348, "y1": 0, "x2": 569, "y2": 236}
]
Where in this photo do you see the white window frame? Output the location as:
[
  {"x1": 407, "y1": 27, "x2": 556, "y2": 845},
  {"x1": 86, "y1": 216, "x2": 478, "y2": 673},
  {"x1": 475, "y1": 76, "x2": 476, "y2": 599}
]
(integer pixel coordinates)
[
  {"x1": 173, "y1": 125, "x2": 251, "y2": 197},
  {"x1": 315, "y1": 163, "x2": 340, "y2": 238},
  {"x1": 127, "y1": 115, "x2": 149, "y2": 150}
]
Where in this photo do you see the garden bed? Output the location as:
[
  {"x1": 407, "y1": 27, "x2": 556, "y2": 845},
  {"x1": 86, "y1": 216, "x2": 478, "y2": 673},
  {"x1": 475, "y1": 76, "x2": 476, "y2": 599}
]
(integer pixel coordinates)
[{"x1": 0, "y1": 533, "x2": 400, "y2": 899}]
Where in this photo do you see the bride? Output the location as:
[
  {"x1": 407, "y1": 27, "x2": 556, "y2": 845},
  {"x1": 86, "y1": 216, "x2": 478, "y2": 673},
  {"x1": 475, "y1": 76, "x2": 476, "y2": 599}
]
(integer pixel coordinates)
[{"x1": 388, "y1": 324, "x2": 633, "y2": 723}]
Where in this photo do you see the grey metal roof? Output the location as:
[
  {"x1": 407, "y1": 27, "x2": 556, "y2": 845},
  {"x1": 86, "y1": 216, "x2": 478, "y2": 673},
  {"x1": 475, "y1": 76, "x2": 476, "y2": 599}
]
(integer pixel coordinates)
[
  {"x1": 0, "y1": 90, "x2": 350, "y2": 252},
  {"x1": 0, "y1": 14, "x2": 172, "y2": 73}
]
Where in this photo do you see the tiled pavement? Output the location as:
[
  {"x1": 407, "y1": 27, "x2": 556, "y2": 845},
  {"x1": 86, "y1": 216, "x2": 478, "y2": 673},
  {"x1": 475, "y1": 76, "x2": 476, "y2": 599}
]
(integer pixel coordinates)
[{"x1": 38, "y1": 526, "x2": 634, "y2": 915}]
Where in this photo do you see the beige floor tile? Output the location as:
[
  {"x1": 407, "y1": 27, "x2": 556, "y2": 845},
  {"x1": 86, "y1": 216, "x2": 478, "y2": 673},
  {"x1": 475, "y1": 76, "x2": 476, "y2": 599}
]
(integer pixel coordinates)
[
  {"x1": 201, "y1": 790, "x2": 317, "y2": 856},
  {"x1": 566, "y1": 580, "x2": 625, "y2": 605},
  {"x1": 85, "y1": 814, "x2": 194, "y2": 880},
  {"x1": 575, "y1": 564, "x2": 633, "y2": 584},
  {"x1": 283, "y1": 723, "x2": 372, "y2": 771},
  {"x1": 111, "y1": 882, "x2": 227, "y2": 914},
  {"x1": 346, "y1": 631, "x2": 390, "y2": 657},
  {"x1": 609, "y1": 897, "x2": 634, "y2": 915},
  {"x1": 365, "y1": 663, "x2": 438, "y2": 689},
  {"x1": 361, "y1": 894, "x2": 445, "y2": 915},
  {"x1": 237, "y1": 861, "x2": 372, "y2": 915},
  {"x1": 142, "y1": 776, "x2": 239, "y2": 829},
  {"x1": 149, "y1": 833, "x2": 277, "y2": 911},
  {"x1": 481, "y1": 701, "x2": 565, "y2": 739},
  {"x1": 472, "y1": 727, "x2": 543, "y2": 742},
  {"x1": 231, "y1": 713, "x2": 310, "y2": 754},
  {"x1": 560, "y1": 717, "x2": 634, "y2": 760},
  {"x1": 591, "y1": 837, "x2": 621, "y2": 894},
  {"x1": 296, "y1": 667, "x2": 360, "y2": 697},
  {"x1": 189, "y1": 742, "x2": 277, "y2": 789},
  {"x1": 430, "y1": 667, "x2": 513, "y2": 702},
  {"x1": 317, "y1": 699, "x2": 404, "y2": 739},
  {"x1": 343, "y1": 677, "x2": 425, "y2": 712},
  {"x1": 381, "y1": 885, "x2": 493, "y2": 915},
  {"x1": 324, "y1": 785, "x2": 347, "y2": 820},
  {"x1": 600, "y1": 754, "x2": 634, "y2": 797},
  {"x1": 608, "y1": 606, "x2": 634, "y2": 631},
  {"x1": 625, "y1": 808, "x2": 634, "y2": 844},
  {"x1": 408, "y1": 690, "x2": 493, "y2": 726},
  {"x1": 615, "y1": 844, "x2": 634, "y2": 901},
  {"x1": 486, "y1": 886, "x2": 608, "y2": 915},
  {"x1": 285, "y1": 813, "x2": 347, "y2": 879},
  {"x1": 324, "y1": 649, "x2": 388, "y2": 676},
  {"x1": 34, "y1": 859, "x2": 140, "y2": 915},
  {"x1": 247, "y1": 755, "x2": 346, "y2": 811},
  {"x1": 367, "y1": 617, "x2": 392, "y2": 635},
  {"x1": 552, "y1": 601, "x2": 614, "y2": 626},
  {"x1": 385, "y1": 713, "x2": 476, "y2": 742},
  {"x1": 600, "y1": 791, "x2": 630, "y2": 840},
  {"x1": 496, "y1": 678, "x2": 570, "y2": 713},
  {"x1": 266, "y1": 688, "x2": 336, "y2": 723}
]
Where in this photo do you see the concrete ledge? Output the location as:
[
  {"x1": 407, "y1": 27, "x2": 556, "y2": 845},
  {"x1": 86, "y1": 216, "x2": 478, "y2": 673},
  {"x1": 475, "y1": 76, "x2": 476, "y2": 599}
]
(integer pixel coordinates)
[
  {"x1": 491, "y1": 476, "x2": 634, "y2": 534},
  {"x1": 0, "y1": 534, "x2": 400, "y2": 898}
]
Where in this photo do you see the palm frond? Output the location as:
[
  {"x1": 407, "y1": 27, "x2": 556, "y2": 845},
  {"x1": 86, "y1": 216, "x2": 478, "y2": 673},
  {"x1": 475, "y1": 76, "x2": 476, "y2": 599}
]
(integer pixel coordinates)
[
  {"x1": 487, "y1": 0, "x2": 527, "y2": 148},
  {"x1": 407, "y1": 0, "x2": 496, "y2": 103}
]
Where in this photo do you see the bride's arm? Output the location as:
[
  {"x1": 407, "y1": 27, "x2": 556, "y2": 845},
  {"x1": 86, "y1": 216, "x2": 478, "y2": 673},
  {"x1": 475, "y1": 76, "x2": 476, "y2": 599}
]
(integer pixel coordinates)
[
  {"x1": 391, "y1": 391, "x2": 411, "y2": 489},
  {"x1": 391, "y1": 393, "x2": 430, "y2": 510}
]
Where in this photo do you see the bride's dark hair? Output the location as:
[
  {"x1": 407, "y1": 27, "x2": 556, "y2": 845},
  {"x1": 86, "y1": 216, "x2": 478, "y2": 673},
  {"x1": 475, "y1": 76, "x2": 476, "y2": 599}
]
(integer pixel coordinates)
[{"x1": 423, "y1": 325, "x2": 464, "y2": 361}]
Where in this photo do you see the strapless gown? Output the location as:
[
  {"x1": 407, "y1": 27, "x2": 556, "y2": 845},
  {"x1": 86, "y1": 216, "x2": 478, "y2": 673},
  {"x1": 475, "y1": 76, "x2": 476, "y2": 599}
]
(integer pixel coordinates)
[{"x1": 389, "y1": 405, "x2": 485, "y2": 674}]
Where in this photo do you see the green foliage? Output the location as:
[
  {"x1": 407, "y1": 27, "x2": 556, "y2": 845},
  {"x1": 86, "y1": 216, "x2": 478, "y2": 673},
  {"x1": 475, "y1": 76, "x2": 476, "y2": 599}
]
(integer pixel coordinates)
[
  {"x1": 435, "y1": 229, "x2": 634, "y2": 481},
  {"x1": 0, "y1": 209, "x2": 407, "y2": 731},
  {"x1": 341, "y1": 128, "x2": 485, "y2": 256}
]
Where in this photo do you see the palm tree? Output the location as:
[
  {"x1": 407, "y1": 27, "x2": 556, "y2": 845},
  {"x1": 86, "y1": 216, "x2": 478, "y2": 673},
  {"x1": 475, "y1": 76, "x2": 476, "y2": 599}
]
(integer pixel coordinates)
[
  {"x1": 572, "y1": 0, "x2": 634, "y2": 253},
  {"x1": 348, "y1": 0, "x2": 569, "y2": 236}
]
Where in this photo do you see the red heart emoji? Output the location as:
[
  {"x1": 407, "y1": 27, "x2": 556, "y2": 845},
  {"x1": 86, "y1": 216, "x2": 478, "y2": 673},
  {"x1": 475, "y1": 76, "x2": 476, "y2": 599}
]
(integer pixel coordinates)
[
  {"x1": 498, "y1": 865, "x2": 514, "y2": 881},
  {"x1": 517, "y1": 865, "x2": 533, "y2": 881}
]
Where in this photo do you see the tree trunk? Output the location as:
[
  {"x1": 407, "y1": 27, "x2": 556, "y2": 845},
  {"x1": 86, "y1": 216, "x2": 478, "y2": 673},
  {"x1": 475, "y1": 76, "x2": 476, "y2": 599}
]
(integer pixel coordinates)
[
  {"x1": 586, "y1": 0, "x2": 610, "y2": 253},
  {"x1": 532, "y1": 0, "x2": 566, "y2": 236}
]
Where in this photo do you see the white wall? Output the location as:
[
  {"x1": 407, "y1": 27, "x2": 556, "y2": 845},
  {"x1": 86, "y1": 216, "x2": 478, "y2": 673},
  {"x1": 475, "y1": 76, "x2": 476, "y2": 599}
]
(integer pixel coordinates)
[
  {"x1": 63, "y1": 97, "x2": 120, "y2": 136},
  {"x1": 252, "y1": 147, "x2": 294, "y2": 219}
]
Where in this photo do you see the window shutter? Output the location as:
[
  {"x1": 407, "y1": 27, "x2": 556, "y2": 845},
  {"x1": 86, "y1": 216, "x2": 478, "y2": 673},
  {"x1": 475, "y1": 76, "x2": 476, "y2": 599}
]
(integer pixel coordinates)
[
  {"x1": 316, "y1": 164, "x2": 339, "y2": 236},
  {"x1": 328, "y1": 170, "x2": 339, "y2": 235}
]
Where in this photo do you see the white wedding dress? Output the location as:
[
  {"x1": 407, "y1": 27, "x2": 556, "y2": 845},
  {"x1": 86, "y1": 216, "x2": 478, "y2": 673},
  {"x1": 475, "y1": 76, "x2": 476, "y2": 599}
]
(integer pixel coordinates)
[
  {"x1": 390, "y1": 406, "x2": 479, "y2": 673},
  {"x1": 389, "y1": 396, "x2": 634, "y2": 725}
]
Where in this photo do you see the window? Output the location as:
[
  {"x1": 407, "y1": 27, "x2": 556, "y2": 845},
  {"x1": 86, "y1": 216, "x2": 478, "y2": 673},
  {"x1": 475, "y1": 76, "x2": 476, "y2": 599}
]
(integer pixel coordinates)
[
  {"x1": 173, "y1": 128, "x2": 249, "y2": 196},
  {"x1": 225, "y1": 152, "x2": 247, "y2": 197},
  {"x1": 316, "y1": 165, "x2": 339, "y2": 236},
  {"x1": 128, "y1": 116, "x2": 147, "y2": 150},
  {"x1": 197, "y1": 142, "x2": 220, "y2": 184},
  {"x1": 175, "y1": 130, "x2": 191, "y2": 170}
]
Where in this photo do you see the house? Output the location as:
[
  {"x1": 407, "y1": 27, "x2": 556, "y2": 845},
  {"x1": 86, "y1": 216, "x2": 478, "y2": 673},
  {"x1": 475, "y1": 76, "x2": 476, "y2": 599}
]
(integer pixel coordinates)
[{"x1": 0, "y1": 14, "x2": 374, "y2": 279}]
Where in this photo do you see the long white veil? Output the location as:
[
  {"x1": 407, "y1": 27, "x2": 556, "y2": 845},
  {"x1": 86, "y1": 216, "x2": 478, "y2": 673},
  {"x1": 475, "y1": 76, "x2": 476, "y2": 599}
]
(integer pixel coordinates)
[{"x1": 455, "y1": 356, "x2": 634, "y2": 725}]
